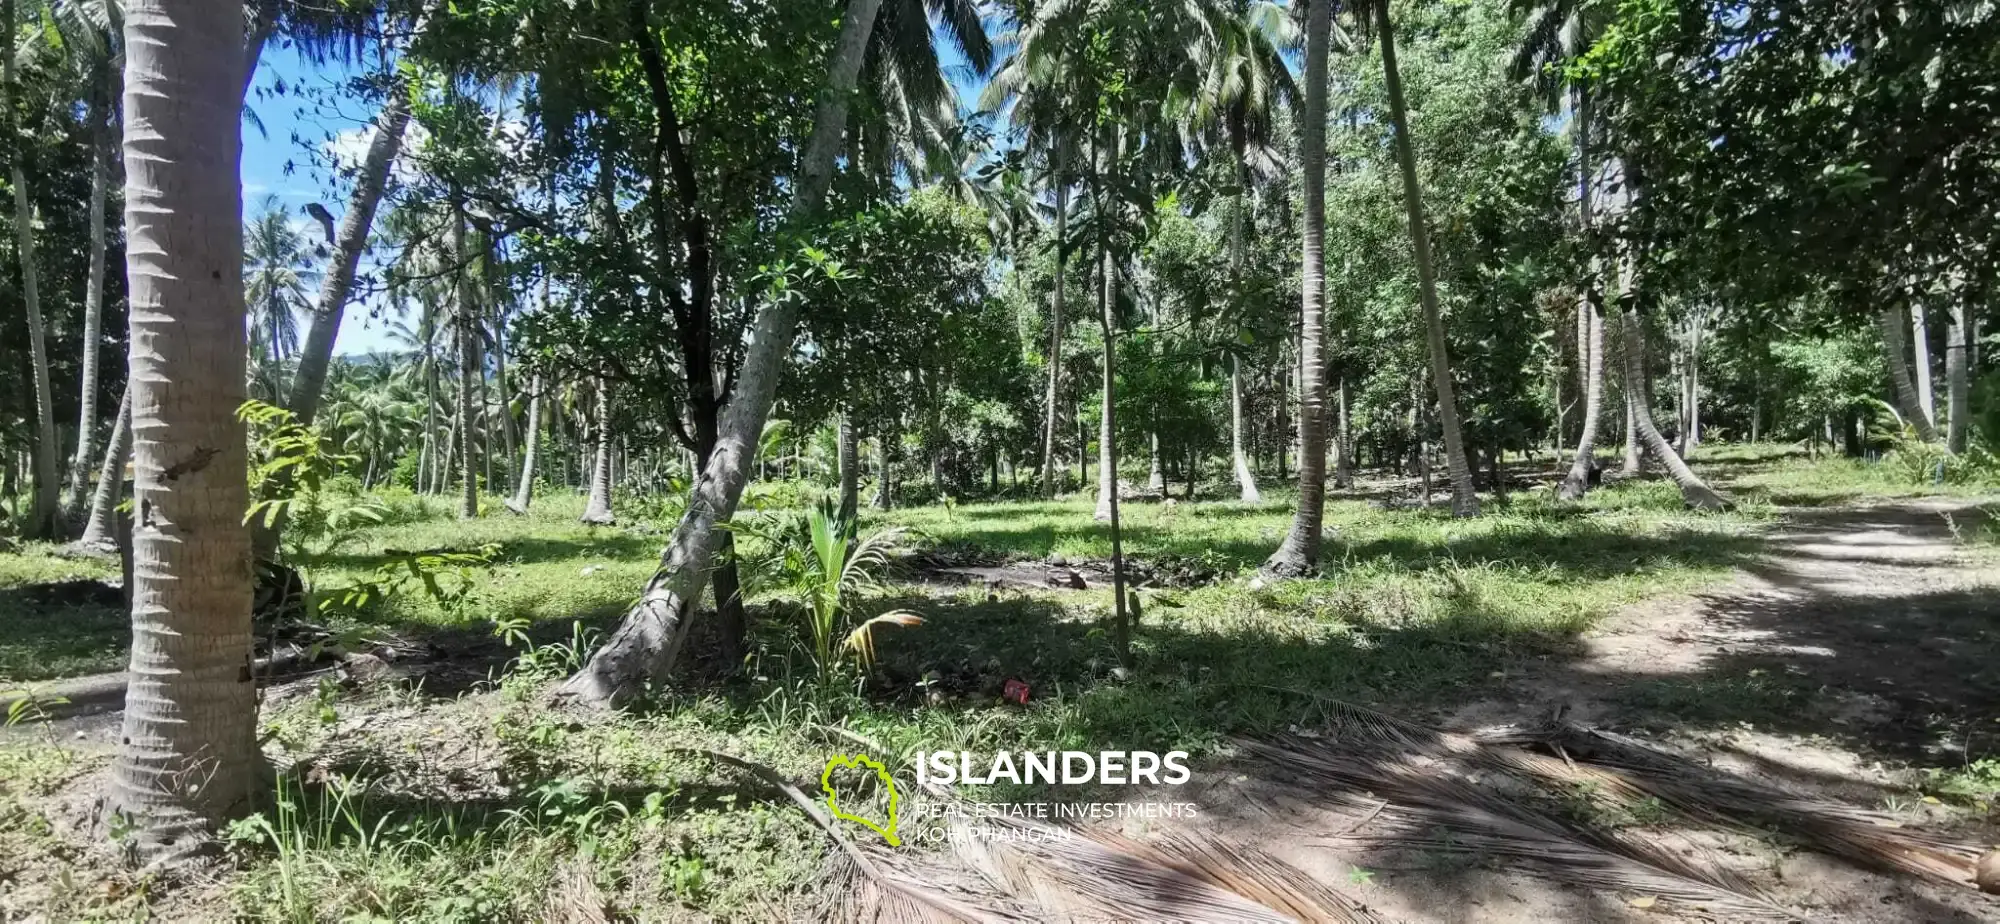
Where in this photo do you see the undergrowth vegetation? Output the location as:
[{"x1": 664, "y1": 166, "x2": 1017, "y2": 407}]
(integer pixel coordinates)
[{"x1": 2, "y1": 446, "x2": 1996, "y2": 919}]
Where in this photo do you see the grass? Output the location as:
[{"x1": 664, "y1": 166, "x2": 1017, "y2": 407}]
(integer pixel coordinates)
[{"x1": 0, "y1": 444, "x2": 1991, "y2": 919}]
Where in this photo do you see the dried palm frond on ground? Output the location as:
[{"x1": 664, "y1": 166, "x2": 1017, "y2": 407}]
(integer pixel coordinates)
[
  {"x1": 1241, "y1": 735, "x2": 1796, "y2": 920},
  {"x1": 1476, "y1": 720, "x2": 1984, "y2": 887},
  {"x1": 714, "y1": 739, "x2": 1381, "y2": 923}
]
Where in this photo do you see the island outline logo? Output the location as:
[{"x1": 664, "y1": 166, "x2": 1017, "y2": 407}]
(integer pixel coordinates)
[{"x1": 821, "y1": 754, "x2": 901, "y2": 846}]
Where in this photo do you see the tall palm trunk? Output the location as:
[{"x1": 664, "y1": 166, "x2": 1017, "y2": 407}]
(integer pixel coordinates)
[
  {"x1": 1613, "y1": 263, "x2": 1725, "y2": 509},
  {"x1": 562, "y1": 0, "x2": 884, "y2": 706},
  {"x1": 1333, "y1": 375, "x2": 1353, "y2": 489},
  {"x1": 75, "y1": 389, "x2": 131, "y2": 550},
  {"x1": 1094, "y1": 239, "x2": 1117, "y2": 521},
  {"x1": 1038, "y1": 182, "x2": 1068, "y2": 497},
  {"x1": 1910, "y1": 301, "x2": 1935, "y2": 430},
  {"x1": 1878, "y1": 306, "x2": 1938, "y2": 441},
  {"x1": 1377, "y1": 0, "x2": 1477, "y2": 517},
  {"x1": 1229, "y1": 165, "x2": 1261, "y2": 502},
  {"x1": 837, "y1": 412, "x2": 859, "y2": 521},
  {"x1": 1261, "y1": 0, "x2": 1331, "y2": 576},
  {"x1": 1685, "y1": 310, "x2": 1702, "y2": 449},
  {"x1": 1947, "y1": 300, "x2": 1970, "y2": 454},
  {"x1": 1095, "y1": 205, "x2": 1130, "y2": 668},
  {"x1": 507, "y1": 373, "x2": 543, "y2": 513},
  {"x1": 66, "y1": 77, "x2": 114, "y2": 520},
  {"x1": 581, "y1": 379, "x2": 615, "y2": 524},
  {"x1": 1560, "y1": 299, "x2": 1606, "y2": 499},
  {"x1": 108, "y1": 0, "x2": 260, "y2": 858},
  {"x1": 6, "y1": 0, "x2": 56, "y2": 538},
  {"x1": 451, "y1": 206, "x2": 479, "y2": 519}
]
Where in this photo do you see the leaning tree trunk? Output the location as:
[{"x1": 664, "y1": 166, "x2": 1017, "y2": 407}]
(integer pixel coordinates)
[
  {"x1": 75, "y1": 389, "x2": 132, "y2": 551},
  {"x1": 6, "y1": 0, "x2": 57, "y2": 539},
  {"x1": 581, "y1": 379, "x2": 615, "y2": 525},
  {"x1": 251, "y1": 91, "x2": 414, "y2": 559},
  {"x1": 1877, "y1": 306, "x2": 1938, "y2": 441},
  {"x1": 561, "y1": 0, "x2": 884, "y2": 706},
  {"x1": 1910, "y1": 300, "x2": 1935, "y2": 431},
  {"x1": 1377, "y1": 1, "x2": 1477, "y2": 518},
  {"x1": 287, "y1": 93, "x2": 412, "y2": 428},
  {"x1": 108, "y1": 0, "x2": 261, "y2": 860},
  {"x1": 837, "y1": 412, "x2": 859, "y2": 522},
  {"x1": 506, "y1": 373, "x2": 542, "y2": 513},
  {"x1": 1947, "y1": 300, "x2": 1970, "y2": 454},
  {"x1": 1261, "y1": 0, "x2": 1331, "y2": 576},
  {"x1": 1038, "y1": 182, "x2": 1068, "y2": 498},
  {"x1": 66, "y1": 79, "x2": 114, "y2": 522},
  {"x1": 1614, "y1": 266, "x2": 1725, "y2": 509}
]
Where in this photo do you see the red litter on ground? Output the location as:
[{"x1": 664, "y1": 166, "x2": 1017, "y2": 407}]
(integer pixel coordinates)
[{"x1": 1002, "y1": 679, "x2": 1030, "y2": 704}]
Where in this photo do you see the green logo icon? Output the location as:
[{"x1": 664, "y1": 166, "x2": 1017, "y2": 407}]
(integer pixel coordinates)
[{"x1": 821, "y1": 754, "x2": 901, "y2": 846}]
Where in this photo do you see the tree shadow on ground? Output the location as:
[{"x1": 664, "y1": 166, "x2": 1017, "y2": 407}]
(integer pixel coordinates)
[
  {"x1": 300, "y1": 533, "x2": 659, "y2": 572},
  {"x1": 1601, "y1": 585, "x2": 2000, "y2": 764}
]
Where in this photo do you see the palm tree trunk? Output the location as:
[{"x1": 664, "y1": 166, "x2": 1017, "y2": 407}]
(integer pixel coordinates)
[
  {"x1": 452, "y1": 206, "x2": 479, "y2": 519},
  {"x1": 75, "y1": 388, "x2": 131, "y2": 551},
  {"x1": 1377, "y1": 1, "x2": 1477, "y2": 518},
  {"x1": 507, "y1": 373, "x2": 543, "y2": 513},
  {"x1": 1560, "y1": 298, "x2": 1606, "y2": 499},
  {"x1": 1095, "y1": 246, "x2": 1117, "y2": 521},
  {"x1": 1096, "y1": 213, "x2": 1130, "y2": 668},
  {"x1": 1261, "y1": 0, "x2": 1331, "y2": 576},
  {"x1": 1228, "y1": 172, "x2": 1262, "y2": 503},
  {"x1": 873, "y1": 422, "x2": 894, "y2": 509},
  {"x1": 1687, "y1": 310, "x2": 1702, "y2": 449},
  {"x1": 1878, "y1": 305, "x2": 1938, "y2": 441},
  {"x1": 1622, "y1": 373, "x2": 1641, "y2": 474},
  {"x1": 66, "y1": 79, "x2": 114, "y2": 522},
  {"x1": 837, "y1": 411, "x2": 859, "y2": 521},
  {"x1": 1038, "y1": 182, "x2": 1068, "y2": 497},
  {"x1": 562, "y1": 0, "x2": 884, "y2": 706},
  {"x1": 6, "y1": 0, "x2": 56, "y2": 539},
  {"x1": 1947, "y1": 300, "x2": 1970, "y2": 454},
  {"x1": 581, "y1": 379, "x2": 615, "y2": 524},
  {"x1": 109, "y1": 0, "x2": 262, "y2": 857},
  {"x1": 495, "y1": 319, "x2": 515, "y2": 490},
  {"x1": 1613, "y1": 267, "x2": 1725, "y2": 509},
  {"x1": 1332, "y1": 374, "x2": 1354, "y2": 489},
  {"x1": 1910, "y1": 301, "x2": 1935, "y2": 430}
]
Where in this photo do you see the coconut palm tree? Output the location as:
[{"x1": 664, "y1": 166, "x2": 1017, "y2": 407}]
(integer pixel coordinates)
[
  {"x1": 243, "y1": 195, "x2": 318, "y2": 390},
  {"x1": 106, "y1": 0, "x2": 260, "y2": 860},
  {"x1": 1373, "y1": 0, "x2": 1479, "y2": 517},
  {"x1": 1260, "y1": 0, "x2": 1332, "y2": 574}
]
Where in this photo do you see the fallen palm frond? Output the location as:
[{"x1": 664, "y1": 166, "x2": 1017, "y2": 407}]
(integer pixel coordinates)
[
  {"x1": 1479, "y1": 720, "x2": 1984, "y2": 887},
  {"x1": 809, "y1": 724, "x2": 1381, "y2": 922},
  {"x1": 1090, "y1": 829, "x2": 1383, "y2": 923},
  {"x1": 954, "y1": 812, "x2": 1382, "y2": 923},
  {"x1": 1241, "y1": 735, "x2": 1798, "y2": 920}
]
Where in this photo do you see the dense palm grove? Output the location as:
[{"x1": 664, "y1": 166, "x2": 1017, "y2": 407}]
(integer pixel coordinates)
[{"x1": 0, "y1": 0, "x2": 1997, "y2": 900}]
